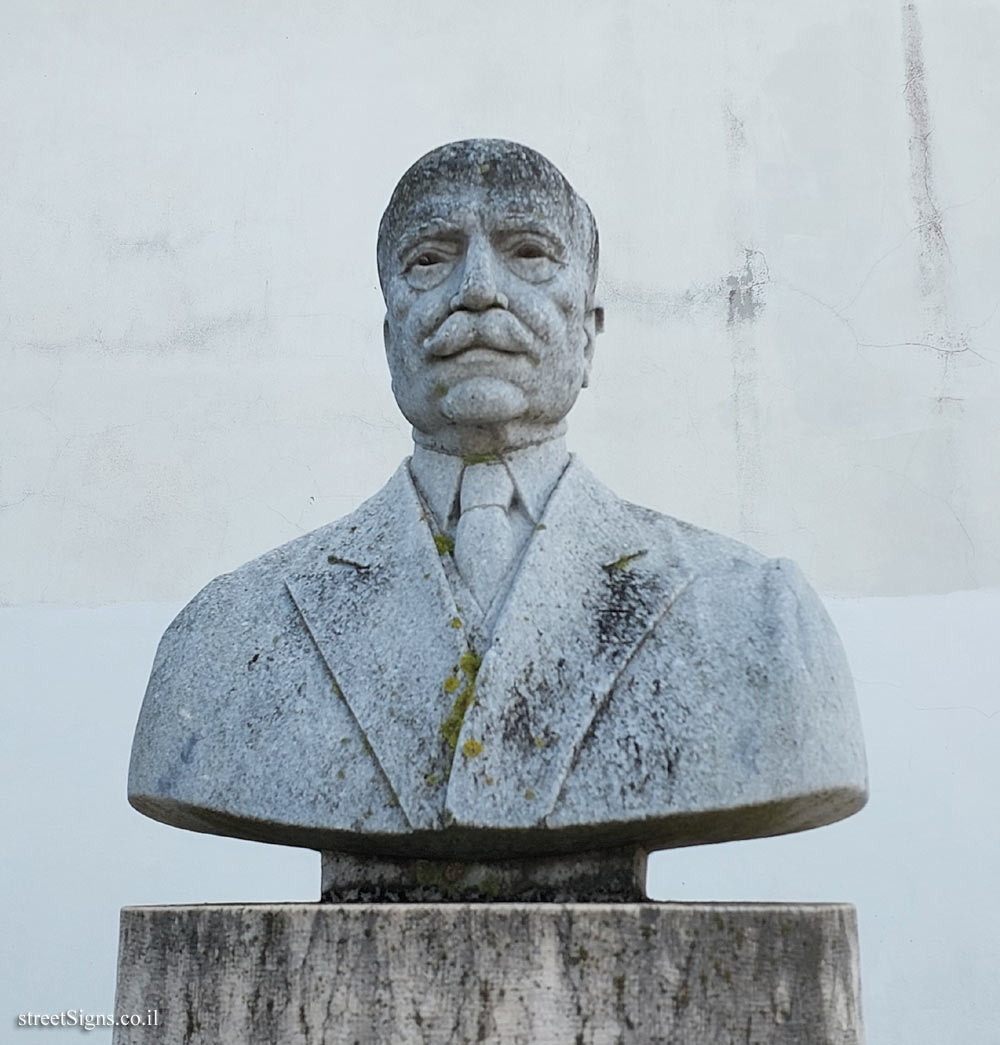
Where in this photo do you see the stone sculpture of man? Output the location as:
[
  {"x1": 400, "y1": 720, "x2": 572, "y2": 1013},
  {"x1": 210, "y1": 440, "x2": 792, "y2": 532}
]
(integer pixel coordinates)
[{"x1": 128, "y1": 140, "x2": 866, "y2": 889}]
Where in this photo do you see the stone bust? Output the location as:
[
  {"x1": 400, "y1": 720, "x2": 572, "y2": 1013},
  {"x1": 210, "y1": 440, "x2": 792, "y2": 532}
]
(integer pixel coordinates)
[{"x1": 129, "y1": 140, "x2": 867, "y2": 892}]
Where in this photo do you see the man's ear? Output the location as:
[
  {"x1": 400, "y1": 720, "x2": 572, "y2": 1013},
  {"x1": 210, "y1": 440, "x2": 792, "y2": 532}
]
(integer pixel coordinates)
[{"x1": 580, "y1": 305, "x2": 603, "y2": 388}]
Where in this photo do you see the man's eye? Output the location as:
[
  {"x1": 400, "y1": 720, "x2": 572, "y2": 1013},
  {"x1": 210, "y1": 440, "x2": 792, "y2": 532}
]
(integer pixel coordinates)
[
  {"x1": 402, "y1": 246, "x2": 454, "y2": 288},
  {"x1": 402, "y1": 246, "x2": 453, "y2": 272},
  {"x1": 513, "y1": 242, "x2": 547, "y2": 259},
  {"x1": 503, "y1": 238, "x2": 561, "y2": 281}
]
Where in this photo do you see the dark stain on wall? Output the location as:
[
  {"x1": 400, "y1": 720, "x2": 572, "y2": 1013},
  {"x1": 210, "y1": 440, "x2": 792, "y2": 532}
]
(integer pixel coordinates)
[
  {"x1": 727, "y1": 250, "x2": 769, "y2": 326},
  {"x1": 900, "y1": 0, "x2": 950, "y2": 306}
]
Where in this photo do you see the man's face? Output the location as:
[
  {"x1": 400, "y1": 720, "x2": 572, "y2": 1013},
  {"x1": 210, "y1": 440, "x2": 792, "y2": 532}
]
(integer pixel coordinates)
[{"x1": 382, "y1": 183, "x2": 596, "y2": 447}]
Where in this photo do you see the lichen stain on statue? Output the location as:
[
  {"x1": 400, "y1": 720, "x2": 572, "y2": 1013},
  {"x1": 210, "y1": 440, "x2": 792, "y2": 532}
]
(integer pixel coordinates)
[{"x1": 127, "y1": 139, "x2": 867, "y2": 897}]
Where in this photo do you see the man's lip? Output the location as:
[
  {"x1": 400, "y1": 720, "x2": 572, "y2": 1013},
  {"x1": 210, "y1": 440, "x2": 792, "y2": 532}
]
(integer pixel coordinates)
[{"x1": 428, "y1": 342, "x2": 529, "y2": 360}]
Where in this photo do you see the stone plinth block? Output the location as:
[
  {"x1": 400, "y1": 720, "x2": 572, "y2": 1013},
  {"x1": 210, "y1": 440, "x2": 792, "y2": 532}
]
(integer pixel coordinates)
[{"x1": 113, "y1": 903, "x2": 862, "y2": 1044}]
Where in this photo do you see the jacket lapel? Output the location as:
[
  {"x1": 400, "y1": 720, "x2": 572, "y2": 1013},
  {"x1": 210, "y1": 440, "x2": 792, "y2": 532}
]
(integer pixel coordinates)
[
  {"x1": 285, "y1": 464, "x2": 467, "y2": 831},
  {"x1": 445, "y1": 458, "x2": 695, "y2": 828}
]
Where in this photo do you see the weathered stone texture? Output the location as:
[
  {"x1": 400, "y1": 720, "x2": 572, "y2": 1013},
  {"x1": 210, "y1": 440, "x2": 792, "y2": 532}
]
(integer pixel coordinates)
[
  {"x1": 113, "y1": 902, "x2": 863, "y2": 1044},
  {"x1": 127, "y1": 140, "x2": 867, "y2": 866},
  {"x1": 319, "y1": 846, "x2": 648, "y2": 902}
]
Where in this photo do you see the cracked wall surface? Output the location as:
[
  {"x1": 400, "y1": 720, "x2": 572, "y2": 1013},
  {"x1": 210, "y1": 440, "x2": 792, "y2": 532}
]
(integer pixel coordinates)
[{"x1": 2, "y1": 0, "x2": 997, "y2": 604}]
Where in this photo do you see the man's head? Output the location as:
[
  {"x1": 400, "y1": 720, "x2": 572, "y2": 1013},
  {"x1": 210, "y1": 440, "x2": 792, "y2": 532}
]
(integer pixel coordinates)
[{"x1": 378, "y1": 139, "x2": 602, "y2": 454}]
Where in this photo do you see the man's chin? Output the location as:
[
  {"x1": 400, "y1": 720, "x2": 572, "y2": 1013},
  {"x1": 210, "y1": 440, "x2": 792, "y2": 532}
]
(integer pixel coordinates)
[{"x1": 438, "y1": 377, "x2": 529, "y2": 426}]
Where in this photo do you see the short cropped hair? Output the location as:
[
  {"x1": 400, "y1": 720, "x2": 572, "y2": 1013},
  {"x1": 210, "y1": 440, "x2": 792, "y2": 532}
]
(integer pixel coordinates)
[{"x1": 377, "y1": 139, "x2": 599, "y2": 303}]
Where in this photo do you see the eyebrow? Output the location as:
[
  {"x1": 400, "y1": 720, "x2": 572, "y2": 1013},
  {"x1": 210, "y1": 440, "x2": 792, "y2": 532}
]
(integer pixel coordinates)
[
  {"x1": 394, "y1": 213, "x2": 569, "y2": 261},
  {"x1": 490, "y1": 215, "x2": 567, "y2": 247},
  {"x1": 395, "y1": 219, "x2": 465, "y2": 259}
]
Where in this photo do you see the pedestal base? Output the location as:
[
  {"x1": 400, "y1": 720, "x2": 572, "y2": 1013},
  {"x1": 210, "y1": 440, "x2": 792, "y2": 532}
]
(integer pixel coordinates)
[
  {"x1": 113, "y1": 903, "x2": 863, "y2": 1043},
  {"x1": 320, "y1": 846, "x2": 647, "y2": 901}
]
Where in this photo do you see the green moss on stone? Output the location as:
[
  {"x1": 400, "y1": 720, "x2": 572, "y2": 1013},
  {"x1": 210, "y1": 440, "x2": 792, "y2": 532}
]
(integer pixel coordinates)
[
  {"x1": 604, "y1": 550, "x2": 648, "y2": 573},
  {"x1": 462, "y1": 738, "x2": 483, "y2": 758},
  {"x1": 477, "y1": 875, "x2": 503, "y2": 899},
  {"x1": 433, "y1": 533, "x2": 454, "y2": 556},
  {"x1": 440, "y1": 650, "x2": 482, "y2": 752},
  {"x1": 460, "y1": 650, "x2": 482, "y2": 676},
  {"x1": 415, "y1": 863, "x2": 444, "y2": 887}
]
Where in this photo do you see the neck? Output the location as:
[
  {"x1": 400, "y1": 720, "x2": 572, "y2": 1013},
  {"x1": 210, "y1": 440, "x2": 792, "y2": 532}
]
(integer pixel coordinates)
[{"x1": 411, "y1": 419, "x2": 567, "y2": 457}]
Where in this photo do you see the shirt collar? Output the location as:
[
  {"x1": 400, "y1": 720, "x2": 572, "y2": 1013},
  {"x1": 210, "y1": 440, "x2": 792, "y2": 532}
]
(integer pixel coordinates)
[{"x1": 409, "y1": 437, "x2": 569, "y2": 529}]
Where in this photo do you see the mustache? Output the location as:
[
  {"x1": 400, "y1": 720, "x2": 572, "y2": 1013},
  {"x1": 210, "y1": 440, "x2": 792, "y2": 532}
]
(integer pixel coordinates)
[{"x1": 423, "y1": 309, "x2": 535, "y2": 359}]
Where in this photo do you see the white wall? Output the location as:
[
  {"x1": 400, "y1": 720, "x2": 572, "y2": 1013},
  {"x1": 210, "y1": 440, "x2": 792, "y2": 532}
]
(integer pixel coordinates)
[{"x1": 3, "y1": 1, "x2": 998, "y2": 1042}]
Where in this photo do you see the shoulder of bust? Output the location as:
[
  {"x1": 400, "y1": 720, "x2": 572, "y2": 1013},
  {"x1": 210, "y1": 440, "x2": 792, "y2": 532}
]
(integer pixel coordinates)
[{"x1": 567, "y1": 462, "x2": 767, "y2": 574}]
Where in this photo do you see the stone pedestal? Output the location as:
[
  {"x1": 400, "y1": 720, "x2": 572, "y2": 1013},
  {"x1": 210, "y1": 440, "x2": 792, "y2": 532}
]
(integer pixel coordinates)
[
  {"x1": 113, "y1": 903, "x2": 863, "y2": 1044},
  {"x1": 319, "y1": 847, "x2": 648, "y2": 902}
]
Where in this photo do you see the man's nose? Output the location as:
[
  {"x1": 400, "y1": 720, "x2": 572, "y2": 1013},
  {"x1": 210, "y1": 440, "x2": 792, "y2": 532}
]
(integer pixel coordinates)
[{"x1": 450, "y1": 239, "x2": 509, "y2": 312}]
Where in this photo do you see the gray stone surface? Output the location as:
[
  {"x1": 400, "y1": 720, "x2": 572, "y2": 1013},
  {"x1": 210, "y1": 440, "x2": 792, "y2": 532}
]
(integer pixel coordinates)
[
  {"x1": 112, "y1": 902, "x2": 864, "y2": 1044},
  {"x1": 128, "y1": 139, "x2": 867, "y2": 872},
  {"x1": 320, "y1": 846, "x2": 647, "y2": 902}
]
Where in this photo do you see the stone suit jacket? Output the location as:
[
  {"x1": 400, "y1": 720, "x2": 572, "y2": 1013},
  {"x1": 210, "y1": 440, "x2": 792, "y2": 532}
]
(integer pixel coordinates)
[{"x1": 129, "y1": 457, "x2": 867, "y2": 860}]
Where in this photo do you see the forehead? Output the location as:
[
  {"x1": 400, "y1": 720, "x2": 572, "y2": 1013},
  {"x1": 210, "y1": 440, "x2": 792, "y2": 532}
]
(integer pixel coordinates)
[{"x1": 389, "y1": 183, "x2": 577, "y2": 250}]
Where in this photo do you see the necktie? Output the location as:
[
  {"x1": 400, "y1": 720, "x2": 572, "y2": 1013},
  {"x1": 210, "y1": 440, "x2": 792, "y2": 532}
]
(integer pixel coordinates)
[{"x1": 454, "y1": 463, "x2": 515, "y2": 609}]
